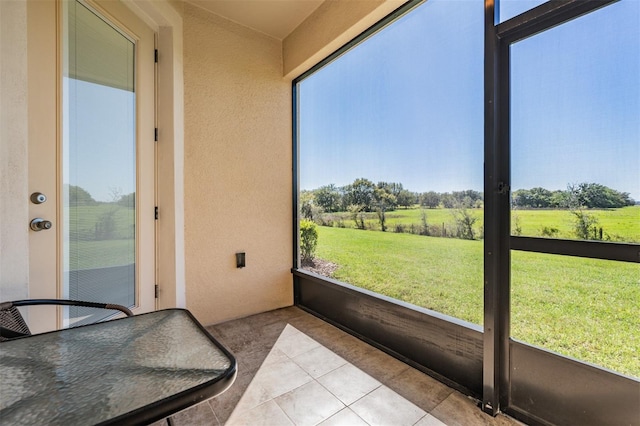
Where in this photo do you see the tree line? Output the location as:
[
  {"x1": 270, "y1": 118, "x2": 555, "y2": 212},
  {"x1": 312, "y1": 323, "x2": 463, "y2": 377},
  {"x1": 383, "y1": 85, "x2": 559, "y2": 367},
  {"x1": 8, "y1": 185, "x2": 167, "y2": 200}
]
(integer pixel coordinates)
[
  {"x1": 512, "y1": 183, "x2": 634, "y2": 209},
  {"x1": 301, "y1": 178, "x2": 483, "y2": 217},
  {"x1": 66, "y1": 185, "x2": 135, "y2": 241},
  {"x1": 301, "y1": 178, "x2": 485, "y2": 232},
  {"x1": 302, "y1": 179, "x2": 634, "y2": 217},
  {"x1": 67, "y1": 185, "x2": 135, "y2": 208}
]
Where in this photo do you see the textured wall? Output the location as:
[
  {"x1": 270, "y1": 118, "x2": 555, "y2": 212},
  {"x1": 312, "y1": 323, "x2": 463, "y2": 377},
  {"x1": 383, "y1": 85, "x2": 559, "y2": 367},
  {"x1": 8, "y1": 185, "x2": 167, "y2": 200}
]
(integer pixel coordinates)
[
  {"x1": 283, "y1": 0, "x2": 407, "y2": 78},
  {"x1": 0, "y1": 0, "x2": 29, "y2": 302},
  {"x1": 183, "y1": 4, "x2": 293, "y2": 325}
]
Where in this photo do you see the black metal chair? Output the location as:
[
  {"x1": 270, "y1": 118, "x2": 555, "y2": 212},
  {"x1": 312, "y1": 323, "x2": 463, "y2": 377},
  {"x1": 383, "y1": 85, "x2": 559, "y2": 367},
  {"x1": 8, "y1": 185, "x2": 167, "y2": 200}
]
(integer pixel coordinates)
[{"x1": 0, "y1": 299, "x2": 133, "y2": 342}]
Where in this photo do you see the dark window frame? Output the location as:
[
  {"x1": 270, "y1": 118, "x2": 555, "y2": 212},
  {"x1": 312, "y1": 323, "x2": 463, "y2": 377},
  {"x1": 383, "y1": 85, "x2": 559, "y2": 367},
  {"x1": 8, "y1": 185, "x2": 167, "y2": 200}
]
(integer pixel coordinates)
[{"x1": 293, "y1": 0, "x2": 637, "y2": 419}]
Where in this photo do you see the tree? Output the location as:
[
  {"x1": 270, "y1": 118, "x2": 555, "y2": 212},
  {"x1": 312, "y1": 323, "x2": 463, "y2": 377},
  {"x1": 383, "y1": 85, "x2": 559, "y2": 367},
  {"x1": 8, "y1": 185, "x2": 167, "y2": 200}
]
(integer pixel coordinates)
[
  {"x1": 512, "y1": 187, "x2": 552, "y2": 208},
  {"x1": 344, "y1": 178, "x2": 376, "y2": 212},
  {"x1": 299, "y1": 190, "x2": 315, "y2": 220},
  {"x1": 95, "y1": 187, "x2": 123, "y2": 240},
  {"x1": 372, "y1": 186, "x2": 397, "y2": 232},
  {"x1": 396, "y1": 189, "x2": 416, "y2": 209},
  {"x1": 348, "y1": 204, "x2": 366, "y2": 229},
  {"x1": 529, "y1": 187, "x2": 552, "y2": 207},
  {"x1": 441, "y1": 193, "x2": 455, "y2": 209},
  {"x1": 564, "y1": 182, "x2": 633, "y2": 209},
  {"x1": 96, "y1": 209, "x2": 117, "y2": 240},
  {"x1": 419, "y1": 191, "x2": 440, "y2": 209},
  {"x1": 314, "y1": 184, "x2": 342, "y2": 213},
  {"x1": 377, "y1": 182, "x2": 403, "y2": 198},
  {"x1": 549, "y1": 190, "x2": 570, "y2": 208},
  {"x1": 451, "y1": 190, "x2": 483, "y2": 208},
  {"x1": 117, "y1": 192, "x2": 135, "y2": 208},
  {"x1": 575, "y1": 183, "x2": 633, "y2": 208},
  {"x1": 512, "y1": 189, "x2": 530, "y2": 208},
  {"x1": 67, "y1": 185, "x2": 96, "y2": 206},
  {"x1": 514, "y1": 183, "x2": 633, "y2": 209}
]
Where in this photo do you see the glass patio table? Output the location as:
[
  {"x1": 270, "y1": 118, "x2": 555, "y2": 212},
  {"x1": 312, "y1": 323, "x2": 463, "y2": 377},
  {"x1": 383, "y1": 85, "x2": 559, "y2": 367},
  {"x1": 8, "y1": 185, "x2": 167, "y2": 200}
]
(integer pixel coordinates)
[{"x1": 0, "y1": 309, "x2": 237, "y2": 425}]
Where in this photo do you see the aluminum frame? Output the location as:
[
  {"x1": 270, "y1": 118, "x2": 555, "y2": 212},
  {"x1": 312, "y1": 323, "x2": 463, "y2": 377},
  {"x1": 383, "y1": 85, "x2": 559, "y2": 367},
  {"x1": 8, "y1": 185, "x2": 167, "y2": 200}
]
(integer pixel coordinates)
[
  {"x1": 294, "y1": 270, "x2": 484, "y2": 396},
  {"x1": 482, "y1": 0, "x2": 511, "y2": 415},
  {"x1": 292, "y1": 0, "x2": 639, "y2": 424},
  {"x1": 490, "y1": 0, "x2": 638, "y2": 423}
]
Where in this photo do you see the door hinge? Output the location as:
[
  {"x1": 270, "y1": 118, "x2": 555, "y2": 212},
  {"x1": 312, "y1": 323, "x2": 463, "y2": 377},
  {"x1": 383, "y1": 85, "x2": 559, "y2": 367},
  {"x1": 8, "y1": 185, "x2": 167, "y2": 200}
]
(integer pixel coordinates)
[
  {"x1": 154, "y1": 127, "x2": 158, "y2": 142},
  {"x1": 154, "y1": 284, "x2": 159, "y2": 298},
  {"x1": 154, "y1": 49, "x2": 158, "y2": 63},
  {"x1": 154, "y1": 206, "x2": 158, "y2": 220}
]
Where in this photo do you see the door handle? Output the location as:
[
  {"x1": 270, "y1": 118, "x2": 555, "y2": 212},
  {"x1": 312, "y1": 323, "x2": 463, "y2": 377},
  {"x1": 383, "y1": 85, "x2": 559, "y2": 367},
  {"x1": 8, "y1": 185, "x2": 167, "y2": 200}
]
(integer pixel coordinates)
[{"x1": 30, "y1": 218, "x2": 52, "y2": 231}]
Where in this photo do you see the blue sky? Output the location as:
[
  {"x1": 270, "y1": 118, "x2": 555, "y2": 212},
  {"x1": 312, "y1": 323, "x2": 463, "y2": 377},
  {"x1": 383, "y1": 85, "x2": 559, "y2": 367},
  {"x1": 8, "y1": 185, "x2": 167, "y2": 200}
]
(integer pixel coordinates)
[
  {"x1": 499, "y1": 0, "x2": 549, "y2": 22},
  {"x1": 64, "y1": 0, "x2": 136, "y2": 203},
  {"x1": 66, "y1": 78, "x2": 136, "y2": 202},
  {"x1": 510, "y1": 0, "x2": 639, "y2": 200},
  {"x1": 299, "y1": 0, "x2": 639, "y2": 200}
]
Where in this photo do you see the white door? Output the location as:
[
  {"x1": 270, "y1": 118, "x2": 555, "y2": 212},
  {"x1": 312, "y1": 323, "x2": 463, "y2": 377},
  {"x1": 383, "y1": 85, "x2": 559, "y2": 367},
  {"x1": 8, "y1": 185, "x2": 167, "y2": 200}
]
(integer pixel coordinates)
[{"x1": 28, "y1": 0, "x2": 156, "y2": 333}]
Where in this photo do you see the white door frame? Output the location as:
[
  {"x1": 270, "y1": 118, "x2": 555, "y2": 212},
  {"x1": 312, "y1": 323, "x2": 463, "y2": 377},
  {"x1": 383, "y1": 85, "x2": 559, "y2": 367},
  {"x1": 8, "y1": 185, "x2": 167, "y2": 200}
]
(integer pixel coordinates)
[
  {"x1": 124, "y1": 0, "x2": 187, "y2": 311},
  {"x1": 27, "y1": 0, "x2": 157, "y2": 332}
]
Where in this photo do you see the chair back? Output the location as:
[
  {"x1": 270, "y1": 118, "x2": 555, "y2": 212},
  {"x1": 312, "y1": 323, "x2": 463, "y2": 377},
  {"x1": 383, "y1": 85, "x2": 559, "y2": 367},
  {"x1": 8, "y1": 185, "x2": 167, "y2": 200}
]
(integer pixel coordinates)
[
  {"x1": 0, "y1": 303, "x2": 31, "y2": 341},
  {"x1": 0, "y1": 299, "x2": 133, "y2": 342}
]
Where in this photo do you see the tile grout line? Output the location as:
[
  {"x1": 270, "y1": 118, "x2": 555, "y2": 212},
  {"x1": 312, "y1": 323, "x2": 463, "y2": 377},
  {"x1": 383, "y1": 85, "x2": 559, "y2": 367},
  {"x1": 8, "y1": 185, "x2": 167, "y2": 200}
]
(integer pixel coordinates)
[
  {"x1": 210, "y1": 310, "x2": 521, "y2": 426},
  {"x1": 277, "y1": 329, "x2": 423, "y2": 426},
  {"x1": 270, "y1": 398, "x2": 297, "y2": 426}
]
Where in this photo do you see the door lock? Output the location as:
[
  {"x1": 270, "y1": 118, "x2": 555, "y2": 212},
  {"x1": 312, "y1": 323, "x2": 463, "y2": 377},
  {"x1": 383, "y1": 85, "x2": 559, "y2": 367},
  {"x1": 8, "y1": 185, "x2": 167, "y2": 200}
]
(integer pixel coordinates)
[
  {"x1": 30, "y1": 218, "x2": 52, "y2": 231},
  {"x1": 30, "y1": 192, "x2": 47, "y2": 204}
]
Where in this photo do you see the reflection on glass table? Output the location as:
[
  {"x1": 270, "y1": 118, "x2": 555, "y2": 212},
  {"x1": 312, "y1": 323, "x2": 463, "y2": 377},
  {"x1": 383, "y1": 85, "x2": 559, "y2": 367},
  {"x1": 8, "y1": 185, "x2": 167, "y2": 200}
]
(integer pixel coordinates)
[{"x1": 0, "y1": 309, "x2": 237, "y2": 425}]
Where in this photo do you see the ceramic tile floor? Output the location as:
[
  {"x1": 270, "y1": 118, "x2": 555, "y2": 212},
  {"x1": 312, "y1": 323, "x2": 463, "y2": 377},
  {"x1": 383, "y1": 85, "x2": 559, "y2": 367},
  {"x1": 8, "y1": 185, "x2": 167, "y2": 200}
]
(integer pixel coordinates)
[{"x1": 163, "y1": 307, "x2": 524, "y2": 426}]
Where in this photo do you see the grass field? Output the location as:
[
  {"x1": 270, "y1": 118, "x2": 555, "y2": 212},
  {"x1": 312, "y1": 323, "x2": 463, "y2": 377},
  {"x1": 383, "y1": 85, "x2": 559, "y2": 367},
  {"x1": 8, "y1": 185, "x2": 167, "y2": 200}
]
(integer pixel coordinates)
[
  {"x1": 68, "y1": 204, "x2": 135, "y2": 240},
  {"x1": 67, "y1": 204, "x2": 135, "y2": 269},
  {"x1": 512, "y1": 206, "x2": 640, "y2": 241},
  {"x1": 319, "y1": 205, "x2": 640, "y2": 242},
  {"x1": 68, "y1": 239, "x2": 134, "y2": 270},
  {"x1": 312, "y1": 225, "x2": 640, "y2": 377}
]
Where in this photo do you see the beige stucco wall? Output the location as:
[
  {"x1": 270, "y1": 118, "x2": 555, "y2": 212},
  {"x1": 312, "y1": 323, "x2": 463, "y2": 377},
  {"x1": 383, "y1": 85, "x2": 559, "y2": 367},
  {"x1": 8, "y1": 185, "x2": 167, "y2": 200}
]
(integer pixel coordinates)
[
  {"x1": 0, "y1": 0, "x2": 30, "y2": 302},
  {"x1": 1, "y1": 0, "x2": 411, "y2": 326},
  {"x1": 283, "y1": 0, "x2": 408, "y2": 78},
  {"x1": 183, "y1": 3, "x2": 293, "y2": 325}
]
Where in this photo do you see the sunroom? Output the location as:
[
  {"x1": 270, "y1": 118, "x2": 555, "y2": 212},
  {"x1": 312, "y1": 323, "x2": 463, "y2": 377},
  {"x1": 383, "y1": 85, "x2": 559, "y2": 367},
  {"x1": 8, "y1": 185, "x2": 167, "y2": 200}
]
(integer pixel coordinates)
[{"x1": 0, "y1": 0, "x2": 638, "y2": 425}]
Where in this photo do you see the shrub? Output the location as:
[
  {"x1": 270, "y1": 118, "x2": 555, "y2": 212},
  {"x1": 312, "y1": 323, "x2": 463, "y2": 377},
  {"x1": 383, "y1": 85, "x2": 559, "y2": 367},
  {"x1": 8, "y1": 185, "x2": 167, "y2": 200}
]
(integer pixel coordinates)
[
  {"x1": 452, "y1": 207, "x2": 477, "y2": 240},
  {"x1": 300, "y1": 219, "x2": 318, "y2": 261},
  {"x1": 540, "y1": 226, "x2": 560, "y2": 238},
  {"x1": 512, "y1": 213, "x2": 522, "y2": 236},
  {"x1": 420, "y1": 210, "x2": 430, "y2": 235},
  {"x1": 318, "y1": 216, "x2": 334, "y2": 227},
  {"x1": 571, "y1": 209, "x2": 599, "y2": 240}
]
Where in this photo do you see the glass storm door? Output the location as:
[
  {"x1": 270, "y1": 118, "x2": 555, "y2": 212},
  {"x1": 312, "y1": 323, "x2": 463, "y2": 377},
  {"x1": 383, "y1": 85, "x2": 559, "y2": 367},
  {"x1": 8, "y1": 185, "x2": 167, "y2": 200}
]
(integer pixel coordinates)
[
  {"x1": 61, "y1": 0, "x2": 156, "y2": 326},
  {"x1": 63, "y1": 1, "x2": 132, "y2": 326},
  {"x1": 27, "y1": 0, "x2": 156, "y2": 331}
]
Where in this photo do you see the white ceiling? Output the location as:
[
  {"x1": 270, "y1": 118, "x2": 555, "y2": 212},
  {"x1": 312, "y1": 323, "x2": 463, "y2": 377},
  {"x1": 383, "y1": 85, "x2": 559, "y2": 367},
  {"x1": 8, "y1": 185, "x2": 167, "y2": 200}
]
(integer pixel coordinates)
[{"x1": 184, "y1": 0, "x2": 325, "y2": 40}]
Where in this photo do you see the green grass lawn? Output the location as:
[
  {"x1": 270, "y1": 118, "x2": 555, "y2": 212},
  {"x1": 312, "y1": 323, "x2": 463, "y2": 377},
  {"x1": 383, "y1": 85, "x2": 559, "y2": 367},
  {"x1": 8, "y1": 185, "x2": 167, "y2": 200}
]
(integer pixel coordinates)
[
  {"x1": 68, "y1": 204, "x2": 135, "y2": 240},
  {"x1": 511, "y1": 251, "x2": 639, "y2": 375},
  {"x1": 68, "y1": 239, "x2": 135, "y2": 270},
  {"x1": 312, "y1": 226, "x2": 640, "y2": 377},
  {"x1": 320, "y1": 206, "x2": 640, "y2": 242},
  {"x1": 316, "y1": 226, "x2": 484, "y2": 324},
  {"x1": 67, "y1": 204, "x2": 135, "y2": 269},
  {"x1": 512, "y1": 206, "x2": 640, "y2": 241}
]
